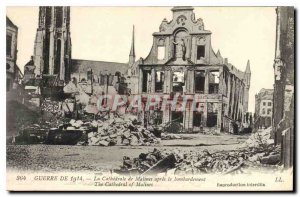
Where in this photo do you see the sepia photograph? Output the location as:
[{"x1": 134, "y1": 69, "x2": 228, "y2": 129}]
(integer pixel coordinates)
[{"x1": 5, "y1": 5, "x2": 294, "y2": 191}]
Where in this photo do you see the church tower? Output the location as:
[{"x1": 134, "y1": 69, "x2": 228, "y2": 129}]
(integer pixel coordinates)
[
  {"x1": 33, "y1": 6, "x2": 72, "y2": 82},
  {"x1": 243, "y1": 60, "x2": 251, "y2": 112}
]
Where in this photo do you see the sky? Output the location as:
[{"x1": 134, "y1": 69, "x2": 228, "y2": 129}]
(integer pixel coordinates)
[{"x1": 6, "y1": 7, "x2": 277, "y2": 113}]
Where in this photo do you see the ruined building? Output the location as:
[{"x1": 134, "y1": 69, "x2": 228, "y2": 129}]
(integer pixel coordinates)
[
  {"x1": 6, "y1": 16, "x2": 23, "y2": 101},
  {"x1": 6, "y1": 16, "x2": 22, "y2": 92},
  {"x1": 272, "y1": 7, "x2": 294, "y2": 167},
  {"x1": 254, "y1": 88, "x2": 273, "y2": 129},
  {"x1": 131, "y1": 7, "x2": 251, "y2": 132}
]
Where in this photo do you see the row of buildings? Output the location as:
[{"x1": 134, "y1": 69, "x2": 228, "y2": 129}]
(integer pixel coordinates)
[{"x1": 9, "y1": 6, "x2": 252, "y2": 133}]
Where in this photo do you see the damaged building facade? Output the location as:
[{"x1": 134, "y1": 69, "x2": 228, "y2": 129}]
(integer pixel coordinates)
[
  {"x1": 6, "y1": 16, "x2": 22, "y2": 93},
  {"x1": 272, "y1": 7, "x2": 294, "y2": 168},
  {"x1": 130, "y1": 7, "x2": 251, "y2": 132},
  {"x1": 254, "y1": 88, "x2": 273, "y2": 129},
  {"x1": 6, "y1": 16, "x2": 23, "y2": 102}
]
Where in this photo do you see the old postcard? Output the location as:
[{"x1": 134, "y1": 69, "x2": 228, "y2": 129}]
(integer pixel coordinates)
[{"x1": 6, "y1": 6, "x2": 294, "y2": 191}]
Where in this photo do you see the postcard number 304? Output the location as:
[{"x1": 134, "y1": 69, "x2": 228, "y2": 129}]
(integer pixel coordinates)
[{"x1": 16, "y1": 176, "x2": 26, "y2": 181}]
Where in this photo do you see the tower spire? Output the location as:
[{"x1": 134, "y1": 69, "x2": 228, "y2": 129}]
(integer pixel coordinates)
[
  {"x1": 129, "y1": 25, "x2": 135, "y2": 66},
  {"x1": 245, "y1": 59, "x2": 251, "y2": 73}
]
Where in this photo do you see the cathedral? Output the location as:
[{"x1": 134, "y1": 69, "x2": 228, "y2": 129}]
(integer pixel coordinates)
[{"x1": 24, "y1": 6, "x2": 129, "y2": 95}]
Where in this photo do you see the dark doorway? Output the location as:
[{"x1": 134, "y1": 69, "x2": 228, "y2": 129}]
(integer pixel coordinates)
[
  {"x1": 207, "y1": 102, "x2": 218, "y2": 127},
  {"x1": 171, "y1": 111, "x2": 183, "y2": 124},
  {"x1": 142, "y1": 70, "x2": 151, "y2": 93},
  {"x1": 155, "y1": 71, "x2": 164, "y2": 92},
  {"x1": 193, "y1": 112, "x2": 202, "y2": 127},
  {"x1": 207, "y1": 113, "x2": 217, "y2": 127}
]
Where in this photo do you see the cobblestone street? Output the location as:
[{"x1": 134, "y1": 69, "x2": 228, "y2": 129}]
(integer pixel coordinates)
[{"x1": 7, "y1": 133, "x2": 248, "y2": 172}]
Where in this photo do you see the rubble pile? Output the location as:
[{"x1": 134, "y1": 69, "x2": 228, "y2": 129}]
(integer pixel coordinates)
[
  {"x1": 243, "y1": 127, "x2": 281, "y2": 165},
  {"x1": 115, "y1": 145, "x2": 281, "y2": 175},
  {"x1": 243, "y1": 127, "x2": 273, "y2": 148},
  {"x1": 76, "y1": 114, "x2": 160, "y2": 146},
  {"x1": 115, "y1": 149, "x2": 175, "y2": 175},
  {"x1": 174, "y1": 149, "x2": 250, "y2": 175},
  {"x1": 41, "y1": 99, "x2": 60, "y2": 115},
  {"x1": 115, "y1": 149, "x2": 249, "y2": 175}
]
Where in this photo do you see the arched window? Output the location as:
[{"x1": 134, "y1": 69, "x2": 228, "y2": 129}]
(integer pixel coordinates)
[{"x1": 157, "y1": 39, "x2": 165, "y2": 60}]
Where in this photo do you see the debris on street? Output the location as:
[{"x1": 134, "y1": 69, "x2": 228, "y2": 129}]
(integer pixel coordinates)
[
  {"x1": 243, "y1": 127, "x2": 273, "y2": 148},
  {"x1": 115, "y1": 141, "x2": 282, "y2": 175},
  {"x1": 77, "y1": 114, "x2": 160, "y2": 146},
  {"x1": 114, "y1": 148, "x2": 175, "y2": 175}
]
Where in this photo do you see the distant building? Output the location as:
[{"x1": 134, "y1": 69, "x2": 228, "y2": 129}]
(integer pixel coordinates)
[
  {"x1": 6, "y1": 16, "x2": 22, "y2": 93},
  {"x1": 254, "y1": 88, "x2": 273, "y2": 129},
  {"x1": 132, "y1": 7, "x2": 251, "y2": 133}
]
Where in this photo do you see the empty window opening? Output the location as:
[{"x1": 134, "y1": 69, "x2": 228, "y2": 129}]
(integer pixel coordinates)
[
  {"x1": 155, "y1": 71, "x2": 164, "y2": 92},
  {"x1": 195, "y1": 70, "x2": 205, "y2": 93},
  {"x1": 158, "y1": 46, "x2": 165, "y2": 60},
  {"x1": 142, "y1": 70, "x2": 151, "y2": 93},
  {"x1": 197, "y1": 45, "x2": 205, "y2": 60},
  {"x1": 172, "y1": 71, "x2": 185, "y2": 93},
  {"x1": 208, "y1": 70, "x2": 219, "y2": 94},
  {"x1": 6, "y1": 34, "x2": 12, "y2": 56}
]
